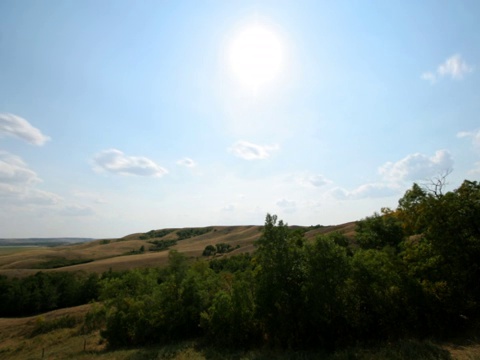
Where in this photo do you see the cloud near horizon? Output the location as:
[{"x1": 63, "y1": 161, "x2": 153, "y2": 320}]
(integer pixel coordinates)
[
  {"x1": 457, "y1": 129, "x2": 480, "y2": 149},
  {"x1": 0, "y1": 113, "x2": 51, "y2": 146},
  {"x1": 0, "y1": 151, "x2": 40, "y2": 185},
  {"x1": 422, "y1": 54, "x2": 473, "y2": 83},
  {"x1": 0, "y1": 151, "x2": 63, "y2": 207},
  {"x1": 229, "y1": 140, "x2": 279, "y2": 160},
  {"x1": 93, "y1": 149, "x2": 168, "y2": 177},
  {"x1": 379, "y1": 150, "x2": 453, "y2": 182},
  {"x1": 330, "y1": 183, "x2": 399, "y2": 200},
  {"x1": 297, "y1": 173, "x2": 331, "y2": 188},
  {"x1": 276, "y1": 198, "x2": 297, "y2": 213}
]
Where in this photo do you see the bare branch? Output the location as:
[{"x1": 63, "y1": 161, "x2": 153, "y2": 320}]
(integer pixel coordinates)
[{"x1": 421, "y1": 169, "x2": 453, "y2": 197}]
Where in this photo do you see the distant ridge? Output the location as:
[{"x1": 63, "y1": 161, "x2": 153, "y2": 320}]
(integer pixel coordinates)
[{"x1": 0, "y1": 238, "x2": 94, "y2": 247}]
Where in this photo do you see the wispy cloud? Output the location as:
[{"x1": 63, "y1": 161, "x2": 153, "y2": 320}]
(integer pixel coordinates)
[
  {"x1": 229, "y1": 140, "x2": 279, "y2": 160},
  {"x1": 0, "y1": 151, "x2": 40, "y2": 184},
  {"x1": 0, "y1": 113, "x2": 50, "y2": 145},
  {"x1": 0, "y1": 151, "x2": 62, "y2": 206},
  {"x1": 276, "y1": 198, "x2": 296, "y2": 213},
  {"x1": 457, "y1": 129, "x2": 480, "y2": 149},
  {"x1": 422, "y1": 54, "x2": 473, "y2": 83},
  {"x1": 176, "y1": 157, "x2": 196, "y2": 168},
  {"x1": 72, "y1": 190, "x2": 107, "y2": 204},
  {"x1": 297, "y1": 174, "x2": 331, "y2": 188},
  {"x1": 93, "y1": 149, "x2": 168, "y2": 177},
  {"x1": 329, "y1": 183, "x2": 399, "y2": 200},
  {"x1": 0, "y1": 183, "x2": 62, "y2": 206},
  {"x1": 379, "y1": 150, "x2": 453, "y2": 182}
]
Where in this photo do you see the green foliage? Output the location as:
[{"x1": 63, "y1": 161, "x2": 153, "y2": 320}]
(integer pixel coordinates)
[
  {"x1": 148, "y1": 238, "x2": 177, "y2": 251},
  {"x1": 34, "y1": 257, "x2": 94, "y2": 269},
  {"x1": 398, "y1": 180, "x2": 480, "y2": 335},
  {"x1": 83, "y1": 180, "x2": 480, "y2": 350},
  {"x1": 301, "y1": 234, "x2": 352, "y2": 347},
  {"x1": 202, "y1": 243, "x2": 236, "y2": 256},
  {"x1": 176, "y1": 227, "x2": 213, "y2": 240},
  {"x1": 31, "y1": 315, "x2": 78, "y2": 336},
  {"x1": 255, "y1": 214, "x2": 307, "y2": 347},
  {"x1": 355, "y1": 209, "x2": 404, "y2": 250},
  {"x1": 82, "y1": 302, "x2": 107, "y2": 334},
  {"x1": 0, "y1": 271, "x2": 100, "y2": 317},
  {"x1": 202, "y1": 244, "x2": 216, "y2": 256},
  {"x1": 209, "y1": 253, "x2": 254, "y2": 273},
  {"x1": 100, "y1": 251, "x2": 219, "y2": 346},
  {"x1": 200, "y1": 270, "x2": 260, "y2": 347},
  {"x1": 139, "y1": 229, "x2": 173, "y2": 240}
]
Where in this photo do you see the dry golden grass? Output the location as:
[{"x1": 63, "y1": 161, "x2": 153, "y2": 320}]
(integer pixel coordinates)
[
  {"x1": 0, "y1": 226, "x2": 262, "y2": 277},
  {"x1": 0, "y1": 224, "x2": 357, "y2": 278}
]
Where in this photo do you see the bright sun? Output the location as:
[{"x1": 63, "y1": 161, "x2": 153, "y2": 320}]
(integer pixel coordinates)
[{"x1": 228, "y1": 24, "x2": 284, "y2": 92}]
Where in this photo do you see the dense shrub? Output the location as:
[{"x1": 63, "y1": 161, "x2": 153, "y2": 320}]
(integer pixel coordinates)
[{"x1": 0, "y1": 271, "x2": 100, "y2": 317}]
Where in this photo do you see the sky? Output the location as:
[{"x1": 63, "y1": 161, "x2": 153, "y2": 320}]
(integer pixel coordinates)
[{"x1": 1, "y1": 0, "x2": 480, "y2": 238}]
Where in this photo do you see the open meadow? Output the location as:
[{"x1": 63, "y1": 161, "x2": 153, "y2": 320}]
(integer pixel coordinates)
[{"x1": 0, "y1": 224, "x2": 355, "y2": 277}]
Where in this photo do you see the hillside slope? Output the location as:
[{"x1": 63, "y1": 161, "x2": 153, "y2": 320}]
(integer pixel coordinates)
[{"x1": 0, "y1": 223, "x2": 356, "y2": 277}]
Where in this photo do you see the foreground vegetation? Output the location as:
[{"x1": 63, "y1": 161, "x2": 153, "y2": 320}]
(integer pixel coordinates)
[{"x1": 1, "y1": 179, "x2": 480, "y2": 358}]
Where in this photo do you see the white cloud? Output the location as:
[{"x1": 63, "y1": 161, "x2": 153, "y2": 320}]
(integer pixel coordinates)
[
  {"x1": 21, "y1": 189, "x2": 63, "y2": 205},
  {"x1": 422, "y1": 54, "x2": 473, "y2": 83},
  {"x1": 457, "y1": 129, "x2": 480, "y2": 149},
  {"x1": 0, "y1": 151, "x2": 63, "y2": 206},
  {"x1": 0, "y1": 113, "x2": 50, "y2": 145},
  {"x1": 176, "y1": 157, "x2": 196, "y2": 168},
  {"x1": 276, "y1": 198, "x2": 296, "y2": 213},
  {"x1": 0, "y1": 151, "x2": 40, "y2": 184},
  {"x1": 229, "y1": 140, "x2": 279, "y2": 160},
  {"x1": 329, "y1": 183, "x2": 399, "y2": 200},
  {"x1": 298, "y1": 174, "x2": 330, "y2": 188},
  {"x1": 72, "y1": 190, "x2": 106, "y2": 204},
  {"x1": 379, "y1": 150, "x2": 454, "y2": 182},
  {"x1": 421, "y1": 71, "x2": 437, "y2": 84},
  {"x1": 438, "y1": 54, "x2": 473, "y2": 79},
  {"x1": 0, "y1": 184, "x2": 62, "y2": 206},
  {"x1": 93, "y1": 149, "x2": 168, "y2": 177}
]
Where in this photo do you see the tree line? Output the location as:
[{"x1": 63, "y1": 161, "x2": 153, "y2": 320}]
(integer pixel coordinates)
[
  {"x1": 2, "y1": 179, "x2": 479, "y2": 351},
  {"x1": 85, "y1": 179, "x2": 480, "y2": 349}
]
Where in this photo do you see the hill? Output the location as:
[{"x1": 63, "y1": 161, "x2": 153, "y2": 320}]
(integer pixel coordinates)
[
  {"x1": 0, "y1": 223, "x2": 356, "y2": 277},
  {"x1": 0, "y1": 238, "x2": 94, "y2": 247}
]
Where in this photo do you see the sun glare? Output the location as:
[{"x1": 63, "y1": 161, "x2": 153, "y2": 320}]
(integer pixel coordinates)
[{"x1": 228, "y1": 24, "x2": 284, "y2": 93}]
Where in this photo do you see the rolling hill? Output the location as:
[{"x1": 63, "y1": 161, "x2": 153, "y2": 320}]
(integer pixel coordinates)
[{"x1": 0, "y1": 222, "x2": 356, "y2": 277}]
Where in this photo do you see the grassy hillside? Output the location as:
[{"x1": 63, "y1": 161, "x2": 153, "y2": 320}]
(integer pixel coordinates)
[
  {"x1": 0, "y1": 304, "x2": 478, "y2": 360},
  {"x1": 0, "y1": 224, "x2": 355, "y2": 277},
  {"x1": 2, "y1": 219, "x2": 480, "y2": 359}
]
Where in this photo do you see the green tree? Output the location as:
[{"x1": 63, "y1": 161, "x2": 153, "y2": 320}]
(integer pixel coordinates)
[
  {"x1": 302, "y1": 234, "x2": 351, "y2": 347},
  {"x1": 355, "y1": 209, "x2": 404, "y2": 251},
  {"x1": 255, "y1": 214, "x2": 306, "y2": 347}
]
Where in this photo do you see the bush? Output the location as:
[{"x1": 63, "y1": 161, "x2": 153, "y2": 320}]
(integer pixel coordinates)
[
  {"x1": 177, "y1": 227, "x2": 213, "y2": 240},
  {"x1": 31, "y1": 315, "x2": 78, "y2": 336}
]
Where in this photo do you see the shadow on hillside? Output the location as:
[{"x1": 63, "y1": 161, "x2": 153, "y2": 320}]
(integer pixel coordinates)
[{"x1": 116, "y1": 339, "x2": 453, "y2": 360}]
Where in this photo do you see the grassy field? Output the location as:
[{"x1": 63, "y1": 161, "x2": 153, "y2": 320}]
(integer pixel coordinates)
[
  {"x1": 0, "y1": 246, "x2": 45, "y2": 256},
  {"x1": 1, "y1": 303, "x2": 479, "y2": 360},
  {"x1": 2, "y1": 222, "x2": 480, "y2": 359},
  {"x1": 0, "y1": 224, "x2": 356, "y2": 277}
]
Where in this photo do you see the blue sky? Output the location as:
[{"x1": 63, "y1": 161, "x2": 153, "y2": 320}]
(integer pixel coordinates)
[{"x1": 1, "y1": 0, "x2": 479, "y2": 238}]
